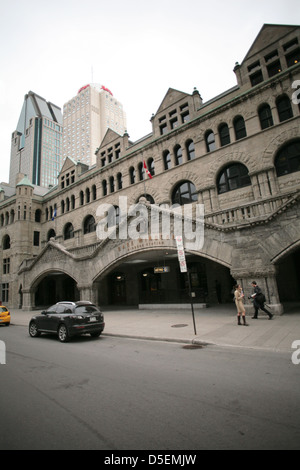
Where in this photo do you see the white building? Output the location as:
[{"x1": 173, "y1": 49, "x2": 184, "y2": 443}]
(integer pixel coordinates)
[{"x1": 62, "y1": 84, "x2": 127, "y2": 166}]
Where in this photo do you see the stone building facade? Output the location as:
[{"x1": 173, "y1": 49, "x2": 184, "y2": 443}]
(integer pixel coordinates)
[{"x1": 1, "y1": 24, "x2": 300, "y2": 313}]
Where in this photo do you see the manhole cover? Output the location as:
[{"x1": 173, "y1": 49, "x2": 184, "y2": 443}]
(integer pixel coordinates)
[{"x1": 171, "y1": 324, "x2": 188, "y2": 328}]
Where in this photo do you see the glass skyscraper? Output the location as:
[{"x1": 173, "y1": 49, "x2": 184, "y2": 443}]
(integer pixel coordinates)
[{"x1": 9, "y1": 91, "x2": 63, "y2": 188}]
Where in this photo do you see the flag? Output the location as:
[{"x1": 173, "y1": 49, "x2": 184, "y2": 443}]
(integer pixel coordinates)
[
  {"x1": 52, "y1": 208, "x2": 57, "y2": 221},
  {"x1": 143, "y1": 160, "x2": 153, "y2": 179}
]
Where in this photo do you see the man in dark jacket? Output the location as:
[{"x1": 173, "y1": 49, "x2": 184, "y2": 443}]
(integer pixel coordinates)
[{"x1": 250, "y1": 281, "x2": 273, "y2": 320}]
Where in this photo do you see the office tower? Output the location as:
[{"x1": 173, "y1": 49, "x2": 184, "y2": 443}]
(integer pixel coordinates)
[
  {"x1": 9, "y1": 91, "x2": 63, "y2": 188},
  {"x1": 62, "y1": 84, "x2": 127, "y2": 166}
]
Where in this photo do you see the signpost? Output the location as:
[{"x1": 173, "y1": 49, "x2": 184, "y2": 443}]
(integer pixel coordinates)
[{"x1": 175, "y1": 236, "x2": 197, "y2": 335}]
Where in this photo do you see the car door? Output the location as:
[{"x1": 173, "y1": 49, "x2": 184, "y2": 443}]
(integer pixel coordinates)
[{"x1": 38, "y1": 304, "x2": 58, "y2": 331}]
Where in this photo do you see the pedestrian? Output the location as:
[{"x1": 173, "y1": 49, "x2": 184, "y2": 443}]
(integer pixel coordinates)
[
  {"x1": 234, "y1": 284, "x2": 248, "y2": 326},
  {"x1": 250, "y1": 281, "x2": 273, "y2": 320}
]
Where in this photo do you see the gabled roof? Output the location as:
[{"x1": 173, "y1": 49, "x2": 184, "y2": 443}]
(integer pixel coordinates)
[
  {"x1": 155, "y1": 88, "x2": 191, "y2": 114},
  {"x1": 60, "y1": 156, "x2": 77, "y2": 173},
  {"x1": 242, "y1": 24, "x2": 300, "y2": 64},
  {"x1": 100, "y1": 128, "x2": 123, "y2": 148}
]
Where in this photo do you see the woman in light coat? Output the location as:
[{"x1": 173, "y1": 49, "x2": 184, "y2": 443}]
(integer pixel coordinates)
[{"x1": 234, "y1": 285, "x2": 248, "y2": 326}]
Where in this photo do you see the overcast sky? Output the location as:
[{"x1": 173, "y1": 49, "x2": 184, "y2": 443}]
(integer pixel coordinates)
[{"x1": 0, "y1": 0, "x2": 299, "y2": 183}]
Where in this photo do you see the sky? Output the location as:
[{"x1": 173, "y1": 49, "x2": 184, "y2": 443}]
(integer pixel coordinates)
[{"x1": 0, "y1": 0, "x2": 299, "y2": 183}]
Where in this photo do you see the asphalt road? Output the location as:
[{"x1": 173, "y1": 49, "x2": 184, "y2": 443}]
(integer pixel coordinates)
[{"x1": 1, "y1": 324, "x2": 300, "y2": 451}]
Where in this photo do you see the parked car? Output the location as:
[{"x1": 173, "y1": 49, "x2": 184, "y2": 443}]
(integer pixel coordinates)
[
  {"x1": 29, "y1": 301, "x2": 105, "y2": 342},
  {"x1": 0, "y1": 306, "x2": 10, "y2": 326}
]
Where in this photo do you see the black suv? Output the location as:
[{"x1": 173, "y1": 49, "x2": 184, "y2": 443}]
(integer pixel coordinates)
[{"x1": 29, "y1": 301, "x2": 105, "y2": 342}]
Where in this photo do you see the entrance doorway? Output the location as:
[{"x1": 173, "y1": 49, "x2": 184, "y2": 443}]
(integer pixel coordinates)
[{"x1": 34, "y1": 273, "x2": 79, "y2": 308}]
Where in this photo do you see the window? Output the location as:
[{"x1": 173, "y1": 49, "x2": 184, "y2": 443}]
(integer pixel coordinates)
[
  {"x1": 117, "y1": 173, "x2": 123, "y2": 190},
  {"x1": 80, "y1": 191, "x2": 84, "y2": 206},
  {"x1": 217, "y1": 163, "x2": 251, "y2": 194},
  {"x1": 172, "y1": 181, "x2": 198, "y2": 205},
  {"x1": 233, "y1": 116, "x2": 247, "y2": 140},
  {"x1": 205, "y1": 131, "x2": 216, "y2": 152},
  {"x1": 129, "y1": 167, "x2": 135, "y2": 184},
  {"x1": 219, "y1": 123, "x2": 230, "y2": 146},
  {"x1": 138, "y1": 162, "x2": 144, "y2": 181},
  {"x1": 102, "y1": 180, "x2": 107, "y2": 196},
  {"x1": 174, "y1": 145, "x2": 183, "y2": 166},
  {"x1": 64, "y1": 223, "x2": 74, "y2": 240},
  {"x1": 276, "y1": 95, "x2": 293, "y2": 122},
  {"x1": 275, "y1": 141, "x2": 300, "y2": 177},
  {"x1": 186, "y1": 140, "x2": 195, "y2": 160},
  {"x1": 84, "y1": 215, "x2": 96, "y2": 234},
  {"x1": 258, "y1": 104, "x2": 274, "y2": 130},
  {"x1": 163, "y1": 151, "x2": 172, "y2": 170},
  {"x1": 148, "y1": 158, "x2": 155, "y2": 176},
  {"x1": 33, "y1": 231, "x2": 40, "y2": 246},
  {"x1": 110, "y1": 176, "x2": 115, "y2": 193},
  {"x1": 3, "y1": 258, "x2": 10, "y2": 274},
  {"x1": 3, "y1": 235, "x2": 10, "y2": 250}
]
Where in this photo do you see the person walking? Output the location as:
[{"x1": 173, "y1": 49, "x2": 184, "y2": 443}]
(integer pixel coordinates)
[
  {"x1": 234, "y1": 284, "x2": 248, "y2": 326},
  {"x1": 250, "y1": 281, "x2": 273, "y2": 320}
]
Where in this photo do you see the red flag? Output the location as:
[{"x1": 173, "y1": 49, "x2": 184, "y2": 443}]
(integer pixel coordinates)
[{"x1": 143, "y1": 160, "x2": 153, "y2": 179}]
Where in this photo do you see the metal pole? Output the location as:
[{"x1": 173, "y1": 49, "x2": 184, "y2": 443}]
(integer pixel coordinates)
[{"x1": 187, "y1": 269, "x2": 197, "y2": 335}]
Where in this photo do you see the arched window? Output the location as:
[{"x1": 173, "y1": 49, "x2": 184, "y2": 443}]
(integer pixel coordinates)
[
  {"x1": 86, "y1": 188, "x2": 90, "y2": 203},
  {"x1": 66, "y1": 197, "x2": 70, "y2": 212},
  {"x1": 61, "y1": 200, "x2": 65, "y2": 214},
  {"x1": 172, "y1": 181, "x2": 198, "y2": 205},
  {"x1": 92, "y1": 185, "x2": 97, "y2": 201},
  {"x1": 47, "y1": 229, "x2": 56, "y2": 241},
  {"x1": 163, "y1": 151, "x2": 171, "y2": 170},
  {"x1": 174, "y1": 145, "x2": 183, "y2": 165},
  {"x1": 205, "y1": 131, "x2": 216, "y2": 152},
  {"x1": 35, "y1": 209, "x2": 42, "y2": 222},
  {"x1": 102, "y1": 180, "x2": 107, "y2": 196},
  {"x1": 84, "y1": 215, "x2": 96, "y2": 234},
  {"x1": 109, "y1": 176, "x2": 115, "y2": 193},
  {"x1": 275, "y1": 140, "x2": 300, "y2": 176},
  {"x1": 138, "y1": 162, "x2": 144, "y2": 181},
  {"x1": 276, "y1": 95, "x2": 293, "y2": 122},
  {"x1": 186, "y1": 140, "x2": 195, "y2": 160},
  {"x1": 147, "y1": 158, "x2": 155, "y2": 176},
  {"x1": 258, "y1": 104, "x2": 274, "y2": 129},
  {"x1": 217, "y1": 163, "x2": 251, "y2": 194},
  {"x1": 79, "y1": 191, "x2": 84, "y2": 206},
  {"x1": 233, "y1": 116, "x2": 247, "y2": 140},
  {"x1": 64, "y1": 223, "x2": 74, "y2": 240},
  {"x1": 117, "y1": 172, "x2": 123, "y2": 190},
  {"x1": 3, "y1": 235, "x2": 10, "y2": 250},
  {"x1": 219, "y1": 123, "x2": 230, "y2": 146},
  {"x1": 71, "y1": 195, "x2": 75, "y2": 210},
  {"x1": 129, "y1": 167, "x2": 135, "y2": 184}
]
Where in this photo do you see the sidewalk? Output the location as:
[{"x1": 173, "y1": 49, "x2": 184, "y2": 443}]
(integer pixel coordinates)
[{"x1": 7, "y1": 302, "x2": 300, "y2": 353}]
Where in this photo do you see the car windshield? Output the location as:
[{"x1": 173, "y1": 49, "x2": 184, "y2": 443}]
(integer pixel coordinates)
[
  {"x1": 0, "y1": 307, "x2": 8, "y2": 312},
  {"x1": 75, "y1": 305, "x2": 98, "y2": 314}
]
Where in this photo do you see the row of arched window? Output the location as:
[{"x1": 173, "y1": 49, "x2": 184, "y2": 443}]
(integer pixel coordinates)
[
  {"x1": 2, "y1": 140, "x2": 299, "y2": 246},
  {"x1": 203, "y1": 94, "x2": 295, "y2": 153}
]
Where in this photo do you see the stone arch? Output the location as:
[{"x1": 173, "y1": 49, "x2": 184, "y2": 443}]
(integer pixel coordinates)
[
  {"x1": 261, "y1": 126, "x2": 300, "y2": 169},
  {"x1": 206, "y1": 151, "x2": 254, "y2": 188}
]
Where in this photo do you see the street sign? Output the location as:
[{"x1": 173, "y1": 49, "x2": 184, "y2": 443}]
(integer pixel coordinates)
[{"x1": 175, "y1": 236, "x2": 187, "y2": 273}]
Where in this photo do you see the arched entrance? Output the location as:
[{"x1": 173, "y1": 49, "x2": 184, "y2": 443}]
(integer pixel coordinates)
[
  {"x1": 34, "y1": 272, "x2": 80, "y2": 308},
  {"x1": 275, "y1": 247, "x2": 300, "y2": 310},
  {"x1": 95, "y1": 249, "x2": 234, "y2": 307}
]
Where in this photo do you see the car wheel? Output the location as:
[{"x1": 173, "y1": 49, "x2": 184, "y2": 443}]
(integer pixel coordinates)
[
  {"x1": 58, "y1": 324, "x2": 69, "y2": 343},
  {"x1": 90, "y1": 331, "x2": 102, "y2": 338},
  {"x1": 29, "y1": 321, "x2": 41, "y2": 337}
]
